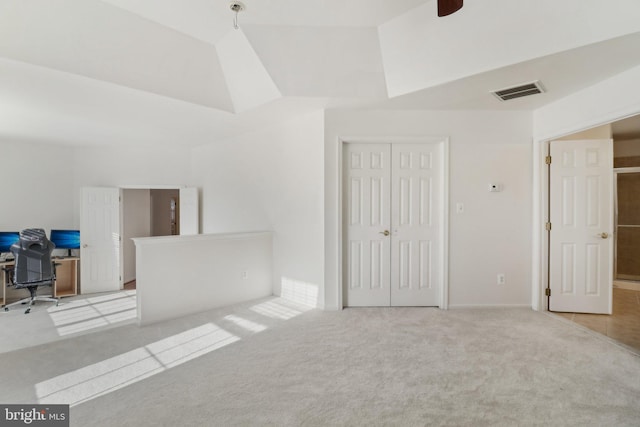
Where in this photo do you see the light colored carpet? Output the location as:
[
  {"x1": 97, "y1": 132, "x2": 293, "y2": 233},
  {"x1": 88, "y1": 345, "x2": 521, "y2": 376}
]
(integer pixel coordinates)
[
  {"x1": 1, "y1": 298, "x2": 639, "y2": 426},
  {"x1": 0, "y1": 290, "x2": 138, "y2": 353}
]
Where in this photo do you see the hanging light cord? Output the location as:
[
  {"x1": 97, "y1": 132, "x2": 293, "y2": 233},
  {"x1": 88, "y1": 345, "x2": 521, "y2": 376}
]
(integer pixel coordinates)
[{"x1": 230, "y1": 2, "x2": 245, "y2": 30}]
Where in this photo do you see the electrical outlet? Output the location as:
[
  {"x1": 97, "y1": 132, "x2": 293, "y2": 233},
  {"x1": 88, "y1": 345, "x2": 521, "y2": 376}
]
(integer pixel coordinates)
[
  {"x1": 241, "y1": 271, "x2": 248, "y2": 279},
  {"x1": 497, "y1": 274, "x2": 505, "y2": 285}
]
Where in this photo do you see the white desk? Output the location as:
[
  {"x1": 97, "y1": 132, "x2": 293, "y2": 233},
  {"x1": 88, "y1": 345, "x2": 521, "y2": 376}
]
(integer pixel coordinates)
[{"x1": 1, "y1": 257, "x2": 80, "y2": 306}]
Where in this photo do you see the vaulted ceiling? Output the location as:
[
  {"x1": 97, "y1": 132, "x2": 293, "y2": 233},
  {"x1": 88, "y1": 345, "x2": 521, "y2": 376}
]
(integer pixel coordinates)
[{"x1": 1, "y1": 0, "x2": 640, "y2": 147}]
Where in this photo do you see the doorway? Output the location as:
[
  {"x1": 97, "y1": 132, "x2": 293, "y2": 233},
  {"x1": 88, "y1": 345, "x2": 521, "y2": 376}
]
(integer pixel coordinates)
[
  {"x1": 540, "y1": 118, "x2": 640, "y2": 351},
  {"x1": 122, "y1": 189, "x2": 180, "y2": 289},
  {"x1": 81, "y1": 186, "x2": 198, "y2": 295},
  {"x1": 342, "y1": 141, "x2": 446, "y2": 307},
  {"x1": 614, "y1": 170, "x2": 640, "y2": 289}
]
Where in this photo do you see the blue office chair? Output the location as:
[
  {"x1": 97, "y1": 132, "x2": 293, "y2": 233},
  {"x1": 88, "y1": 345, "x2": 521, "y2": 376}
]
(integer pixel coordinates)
[{"x1": 4, "y1": 229, "x2": 59, "y2": 314}]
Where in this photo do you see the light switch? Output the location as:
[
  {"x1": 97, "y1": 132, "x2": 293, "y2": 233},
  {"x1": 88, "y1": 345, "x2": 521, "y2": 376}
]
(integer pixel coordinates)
[{"x1": 456, "y1": 202, "x2": 464, "y2": 214}]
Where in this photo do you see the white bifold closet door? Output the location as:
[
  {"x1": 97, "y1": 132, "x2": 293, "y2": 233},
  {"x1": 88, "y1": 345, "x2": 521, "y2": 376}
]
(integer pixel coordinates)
[{"x1": 344, "y1": 143, "x2": 441, "y2": 307}]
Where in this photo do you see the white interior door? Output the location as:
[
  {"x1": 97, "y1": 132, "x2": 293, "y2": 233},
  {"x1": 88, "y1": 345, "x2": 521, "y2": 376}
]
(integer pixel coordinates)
[
  {"x1": 549, "y1": 139, "x2": 613, "y2": 314},
  {"x1": 391, "y1": 144, "x2": 441, "y2": 306},
  {"x1": 344, "y1": 144, "x2": 392, "y2": 306},
  {"x1": 80, "y1": 187, "x2": 121, "y2": 294},
  {"x1": 344, "y1": 142, "x2": 442, "y2": 307}
]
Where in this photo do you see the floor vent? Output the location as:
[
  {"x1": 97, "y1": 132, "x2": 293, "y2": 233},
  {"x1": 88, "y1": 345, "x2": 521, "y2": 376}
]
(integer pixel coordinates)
[{"x1": 491, "y1": 81, "x2": 545, "y2": 101}]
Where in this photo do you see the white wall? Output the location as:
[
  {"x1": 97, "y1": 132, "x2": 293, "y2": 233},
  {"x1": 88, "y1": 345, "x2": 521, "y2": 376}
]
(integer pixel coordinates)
[
  {"x1": 3, "y1": 142, "x2": 192, "y2": 233},
  {"x1": 534, "y1": 65, "x2": 640, "y2": 141},
  {"x1": 72, "y1": 145, "x2": 193, "y2": 226},
  {"x1": 192, "y1": 111, "x2": 325, "y2": 306},
  {"x1": 324, "y1": 110, "x2": 533, "y2": 310},
  {"x1": 122, "y1": 189, "x2": 151, "y2": 283},
  {"x1": 134, "y1": 232, "x2": 273, "y2": 325},
  {"x1": 0, "y1": 141, "x2": 75, "y2": 233}
]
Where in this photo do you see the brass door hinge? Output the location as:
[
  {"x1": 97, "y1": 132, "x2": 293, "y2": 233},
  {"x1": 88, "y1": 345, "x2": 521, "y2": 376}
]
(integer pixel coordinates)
[
  {"x1": 545, "y1": 288, "x2": 551, "y2": 297},
  {"x1": 545, "y1": 155, "x2": 552, "y2": 165},
  {"x1": 545, "y1": 222, "x2": 552, "y2": 231}
]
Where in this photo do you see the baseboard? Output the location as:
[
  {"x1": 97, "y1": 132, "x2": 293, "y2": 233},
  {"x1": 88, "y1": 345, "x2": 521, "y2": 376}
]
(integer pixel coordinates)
[
  {"x1": 448, "y1": 304, "x2": 532, "y2": 309},
  {"x1": 613, "y1": 281, "x2": 640, "y2": 291}
]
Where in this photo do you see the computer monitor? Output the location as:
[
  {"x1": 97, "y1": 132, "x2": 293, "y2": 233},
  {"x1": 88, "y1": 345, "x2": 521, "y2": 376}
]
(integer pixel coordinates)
[
  {"x1": 0, "y1": 231, "x2": 20, "y2": 259},
  {"x1": 49, "y1": 229, "x2": 80, "y2": 257}
]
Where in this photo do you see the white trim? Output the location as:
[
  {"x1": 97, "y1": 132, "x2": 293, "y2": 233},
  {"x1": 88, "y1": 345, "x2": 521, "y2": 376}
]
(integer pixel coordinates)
[
  {"x1": 614, "y1": 167, "x2": 640, "y2": 173},
  {"x1": 119, "y1": 187, "x2": 124, "y2": 289},
  {"x1": 119, "y1": 184, "x2": 188, "y2": 189},
  {"x1": 336, "y1": 136, "x2": 448, "y2": 145},
  {"x1": 449, "y1": 304, "x2": 532, "y2": 309},
  {"x1": 337, "y1": 136, "x2": 450, "y2": 309},
  {"x1": 336, "y1": 138, "x2": 344, "y2": 311},
  {"x1": 133, "y1": 231, "x2": 272, "y2": 246},
  {"x1": 441, "y1": 139, "x2": 450, "y2": 310},
  {"x1": 531, "y1": 140, "x2": 544, "y2": 311}
]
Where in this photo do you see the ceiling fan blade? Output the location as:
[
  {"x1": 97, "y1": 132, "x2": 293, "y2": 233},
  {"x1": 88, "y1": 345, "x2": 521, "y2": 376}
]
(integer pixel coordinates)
[{"x1": 438, "y1": 0, "x2": 463, "y2": 17}]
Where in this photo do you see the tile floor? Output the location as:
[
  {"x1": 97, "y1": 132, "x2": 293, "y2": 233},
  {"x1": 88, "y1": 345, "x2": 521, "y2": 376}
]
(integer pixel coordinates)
[{"x1": 555, "y1": 287, "x2": 640, "y2": 351}]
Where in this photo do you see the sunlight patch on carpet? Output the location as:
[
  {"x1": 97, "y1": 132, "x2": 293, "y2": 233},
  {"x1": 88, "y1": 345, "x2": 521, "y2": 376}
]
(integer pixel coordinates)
[
  {"x1": 249, "y1": 298, "x2": 312, "y2": 320},
  {"x1": 36, "y1": 323, "x2": 239, "y2": 406},
  {"x1": 223, "y1": 314, "x2": 267, "y2": 333},
  {"x1": 47, "y1": 291, "x2": 137, "y2": 336}
]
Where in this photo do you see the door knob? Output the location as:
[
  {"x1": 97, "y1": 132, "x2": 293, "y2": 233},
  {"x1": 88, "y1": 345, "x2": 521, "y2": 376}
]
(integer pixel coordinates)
[
  {"x1": 379, "y1": 230, "x2": 390, "y2": 236},
  {"x1": 599, "y1": 232, "x2": 609, "y2": 239}
]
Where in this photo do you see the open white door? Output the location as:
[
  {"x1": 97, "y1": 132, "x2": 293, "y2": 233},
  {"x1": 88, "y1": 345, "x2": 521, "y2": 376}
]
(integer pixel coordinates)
[
  {"x1": 80, "y1": 187, "x2": 121, "y2": 294},
  {"x1": 179, "y1": 187, "x2": 199, "y2": 235},
  {"x1": 549, "y1": 139, "x2": 613, "y2": 314}
]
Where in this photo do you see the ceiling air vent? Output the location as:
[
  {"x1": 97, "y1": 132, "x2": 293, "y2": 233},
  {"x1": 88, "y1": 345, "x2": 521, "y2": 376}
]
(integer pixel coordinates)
[{"x1": 491, "y1": 81, "x2": 545, "y2": 101}]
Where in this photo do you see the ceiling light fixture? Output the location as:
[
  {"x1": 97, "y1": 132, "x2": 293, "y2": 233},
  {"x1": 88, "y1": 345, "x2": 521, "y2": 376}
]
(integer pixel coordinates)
[{"x1": 229, "y1": 1, "x2": 245, "y2": 30}]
